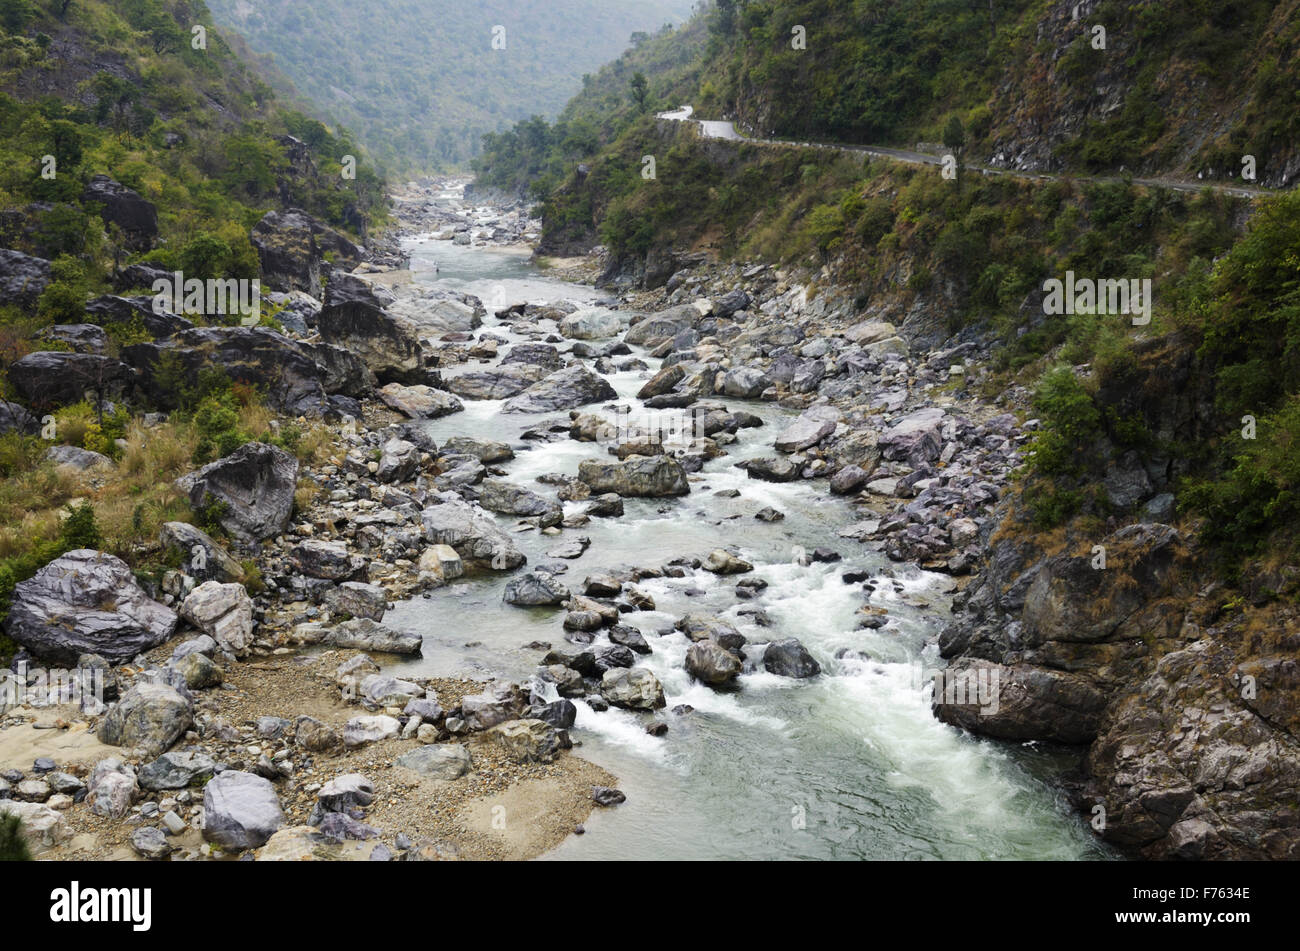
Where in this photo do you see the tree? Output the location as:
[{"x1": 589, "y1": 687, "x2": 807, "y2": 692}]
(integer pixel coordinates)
[
  {"x1": 630, "y1": 72, "x2": 650, "y2": 114},
  {"x1": 0, "y1": 0, "x2": 33, "y2": 34},
  {"x1": 943, "y1": 116, "x2": 966, "y2": 189}
]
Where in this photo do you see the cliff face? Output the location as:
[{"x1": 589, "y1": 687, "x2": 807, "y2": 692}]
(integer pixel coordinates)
[{"x1": 937, "y1": 332, "x2": 1300, "y2": 859}]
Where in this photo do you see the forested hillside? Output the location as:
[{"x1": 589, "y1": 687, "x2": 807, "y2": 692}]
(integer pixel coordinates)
[
  {"x1": 206, "y1": 0, "x2": 698, "y2": 173},
  {"x1": 474, "y1": 0, "x2": 1300, "y2": 860},
  {"x1": 0, "y1": 0, "x2": 385, "y2": 656}
]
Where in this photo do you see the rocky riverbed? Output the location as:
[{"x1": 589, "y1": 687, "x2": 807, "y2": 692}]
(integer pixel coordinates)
[{"x1": 2, "y1": 177, "x2": 1109, "y2": 861}]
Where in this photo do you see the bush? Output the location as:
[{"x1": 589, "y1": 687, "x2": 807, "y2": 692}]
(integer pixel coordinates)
[
  {"x1": 1027, "y1": 366, "x2": 1102, "y2": 476},
  {"x1": 0, "y1": 813, "x2": 31, "y2": 862},
  {"x1": 60, "y1": 500, "x2": 103, "y2": 550}
]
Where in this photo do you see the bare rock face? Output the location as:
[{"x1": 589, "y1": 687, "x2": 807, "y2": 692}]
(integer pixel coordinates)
[
  {"x1": 0, "y1": 248, "x2": 51, "y2": 310},
  {"x1": 5, "y1": 550, "x2": 178, "y2": 666},
  {"x1": 317, "y1": 300, "x2": 426, "y2": 385},
  {"x1": 176, "y1": 442, "x2": 299, "y2": 546},
  {"x1": 8, "y1": 351, "x2": 132, "y2": 408},
  {"x1": 83, "y1": 175, "x2": 158, "y2": 250}
]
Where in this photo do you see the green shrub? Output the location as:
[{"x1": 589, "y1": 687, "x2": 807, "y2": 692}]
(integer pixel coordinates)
[{"x1": 0, "y1": 814, "x2": 31, "y2": 862}]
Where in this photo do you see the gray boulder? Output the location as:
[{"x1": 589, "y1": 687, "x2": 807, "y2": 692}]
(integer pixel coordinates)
[
  {"x1": 502, "y1": 365, "x2": 617, "y2": 413},
  {"x1": 320, "y1": 618, "x2": 421, "y2": 655},
  {"x1": 179, "y1": 582, "x2": 254, "y2": 655},
  {"x1": 577, "y1": 456, "x2": 690, "y2": 498},
  {"x1": 600, "y1": 667, "x2": 666, "y2": 710},
  {"x1": 446, "y1": 364, "x2": 547, "y2": 400},
  {"x1": 503, "y1": 572, "x2": 570, "y2": 607},
  {"x1": 8, "y1": 351, "x2": 132, "y2": 407},
  {"x1": 0, "y1": 248, "x2": 51, "y2": 309},
  {"x1": 138, "y1": 751, "x2": 216, "y2": 791},
  {"x1": 317, "y1": 300, "x2": 425, "y2": 385},
  {"x1": 722, "y1": 366, "x2": 770, "y2": 400},
  {"x1": 395, "y1": 744, "x2": 472, "y2": 780},
  {"x1": 5, "y1": 550, "x2": 177, "y2": 665},
  {"x1": 377, "y1": 383, "x2": 463, "y2": 419},
  {"x1": 762, "y1": 638, "x2": 822, "y2": 678},
  {"x1": 686, "y1": 641, "x2": 743, "y2": 686},
  {"x1": 202, "y1": 770, "x2": 285, "y2": 850},
  {"x1": 325, "y1": 582, "x2": 388, "y2": 622},
  {"x1": 478, "y1": 479, "x2": 562, "y2": 528},
  {"x1": 159, "y1": 522, "x2": 245, "y2": 583},
  {"x1": 176, "y1": 443, "x2": 299, "y2": 545},
  {"x1": 97, "y1": 683, "x2": 193, "y2": 757},
  {"x1": 288, "y1": 539, "x2": 366, "y2": 581},
  {"x1": 421, "y1": 499, "x2": 525, "y2": 569}
]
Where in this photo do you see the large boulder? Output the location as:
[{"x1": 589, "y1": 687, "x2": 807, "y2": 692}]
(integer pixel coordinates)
[
  {"x1": 485, "y1": 719, "x2": 572, "y2": 763},
  {"x1": 0, "y1": 800, "x2": 70, "y2": 853},
  {"x1": 97, "y1": 683, "x2": 193, "y2": 758},
  {"x1": 288, "y1": 539, "x2": 366, "y2": 581},
  {"x1": 762, "y1": 638, "x2": 822, "y2": 678},
  {"x1": 460, "y1": 682, "x2": 528, "y2": 730},
  {"x1": 180, "y1": 582, "x2": 255, "y2": 655},
  {"x1": 500, "y1": 343, "x2": 563, "y2": 371},
  {"x1": 501, "y1": 365, "x2": 617, "y2": 414},
  {"x1": 84, "y1": 294, "x2": 193, "y2": 339},
  {"x1": 7, "y1": 351, "x2": 132, "y2": 408},
  {"x1": 317, "y1": 618, "x2": 422, "y2": 655},
  {"x1": 377, "y1": 383, "x2": 463, "y2": 419},
  {"x1": 503, "y1": 572, "x2": 570, "y2": 607},
  {"x1": 0, "y1": 248, "x2": 51, "y2": 309},
  {"x1": 177, "y1": 443, "x2": 299, "y2": 546},
  {"x1": 251, "y1": 209, "x2": 323, "y2": 296},
  {"x1": 577, "y1": 456, "x2": 689, "y2": 498},
  {"x1": 721, "y1": 366, "x2": 771, "y2": 400},
  {"x1": 317, "y1": 300, "x2": 426, "y2": 385},
  {"x1": 600, "y1": 667, "x2": 666, "y2": 710},
  {"x1": 774, "y1": 412, "x2": 837, "y2": 453},
  {"x1": 395, "y1": 744, "x2": 472, "y2": 780},
  {"x1": 878, "y1": 408, "x2": 946, "y2": 466},
  {"x1": 202, "y1": 770, "x2": 285, "y2": 850},
  {"x1": 124, "y1": 328, "x2": 335, "y2": 416},
  {"x1": 5, "y1": 550, "x2": 177, "y2": 665},
  {"x1": 298, "y1": 340, "x2": 375, "y2": 397},
  {"x1": 933, "y1": 660, "x2": 1106, "y2": 744},
  {"x1": 445, "y1": 364, "x2": 548, "y2": 400},
  {"x1": 40, "y1": 323, "x2": 107, "y2": 354},
  {"x1": 158, "y1": 522, "x2": 245, "y2": 584},
  {"x1": 376, "y1": 438, "x2": 420, "y2": 484},
  {"x1": 421, "y1": 499, "x2": 526, "y2": 569},
  {"x1": 83, "y1": 175, "x2": 157, "y2": 250},
  {"x1": 558, "y1": 307, "x2": 628, "y2": 340},
  {"x1": 477, "y1": 480, "x2": 562, "y2": 527},
  {"x1": 138, "y1": 751, "x2": 216, "y2": 791},
  {"x1": 0, "y1": 399, "x2": 39, "y2": 436},
  {"x1": 624, "y1": 304, "x2": 697, "y2": 346},
  {"x1": 636, "y1": 365, "x2": 685, "y2": 400},
  {"x1": 686, "y1": 641, "x2": 743, "y2": 686}
]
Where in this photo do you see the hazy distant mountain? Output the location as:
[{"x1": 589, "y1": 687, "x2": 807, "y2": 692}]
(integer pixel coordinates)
[{"x1": 207, "y1": 0, "x2": 699, "y2": 174}]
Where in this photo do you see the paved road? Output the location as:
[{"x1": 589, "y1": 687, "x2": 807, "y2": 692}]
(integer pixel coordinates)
[{"x1": 655, "y1": 107, "x2": 1281, "y2": 200}]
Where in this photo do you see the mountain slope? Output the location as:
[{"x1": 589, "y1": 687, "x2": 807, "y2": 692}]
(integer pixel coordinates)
[
  {"x1": 474, "y1": 0, "x2": 1300, "y2": 859},
  {"x1": 206, "y1": 0, "x2": 698, "y2": 173}
]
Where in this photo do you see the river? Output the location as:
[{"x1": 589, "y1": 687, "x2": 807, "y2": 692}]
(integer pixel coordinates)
[{"x1": 384, "y1": 201, "x2": 1114, "y2": 861}]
